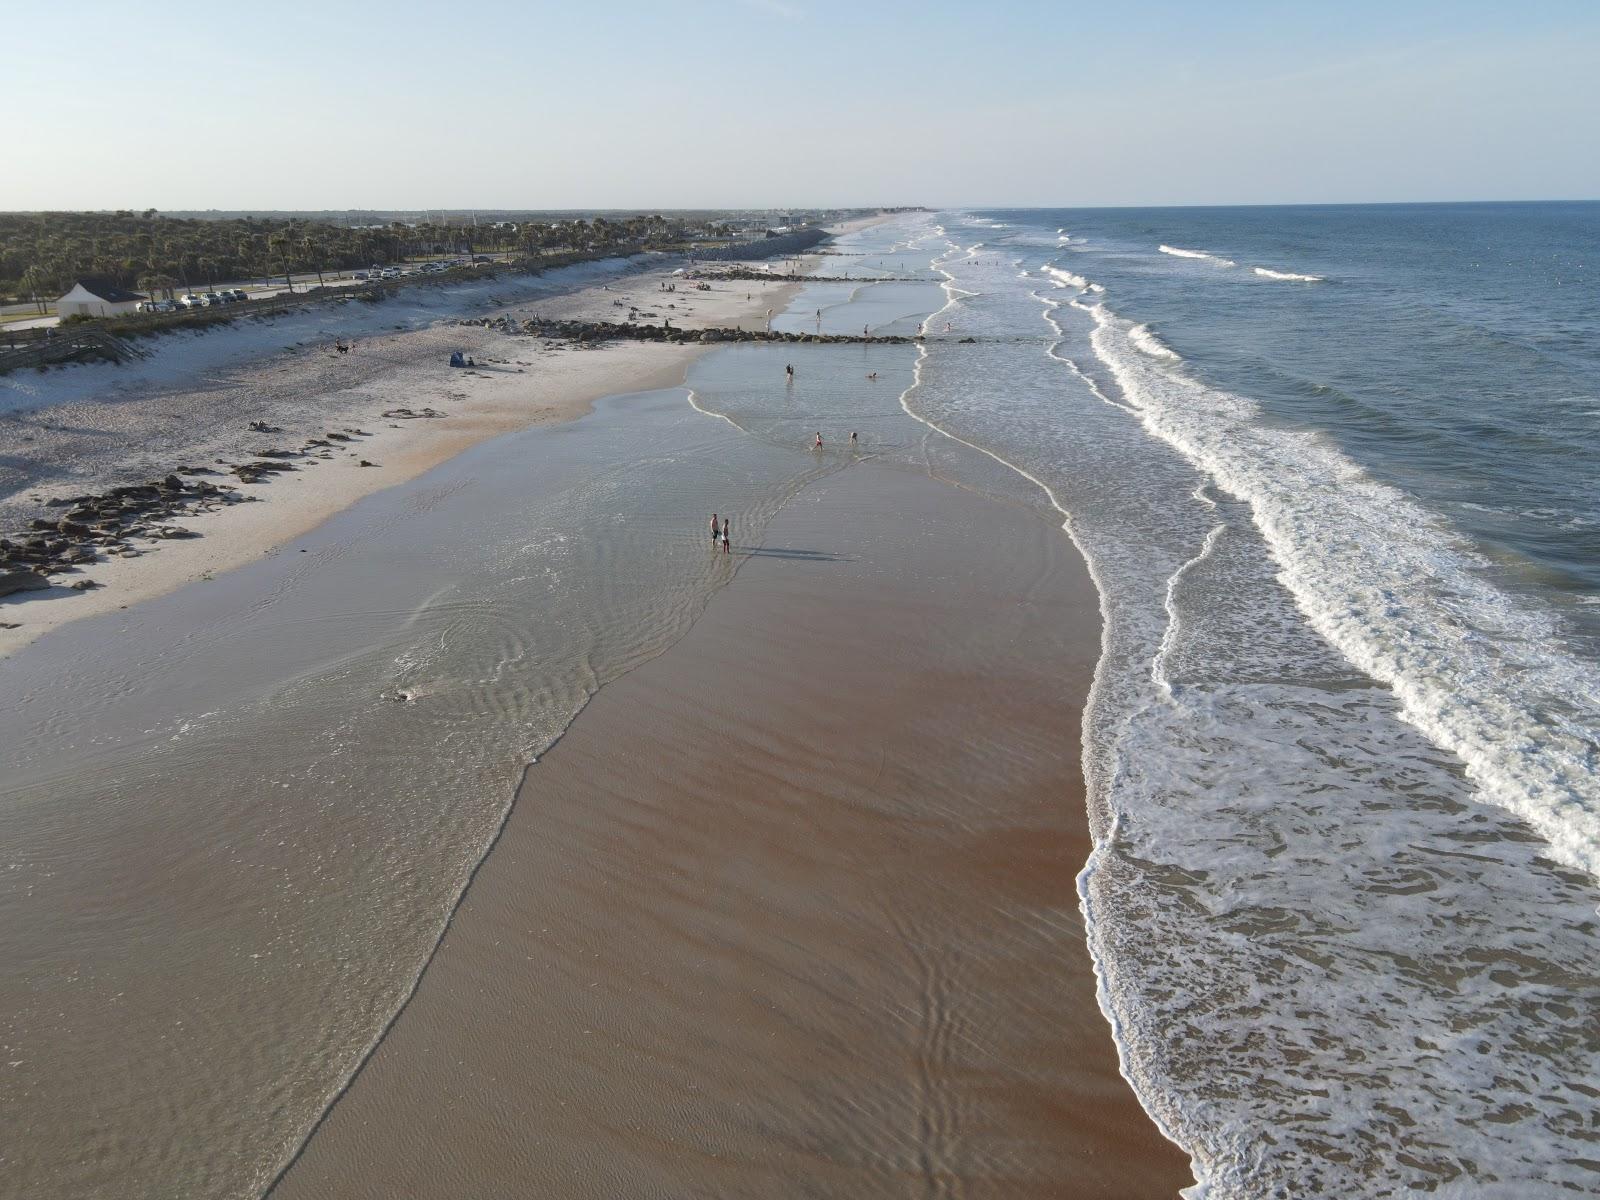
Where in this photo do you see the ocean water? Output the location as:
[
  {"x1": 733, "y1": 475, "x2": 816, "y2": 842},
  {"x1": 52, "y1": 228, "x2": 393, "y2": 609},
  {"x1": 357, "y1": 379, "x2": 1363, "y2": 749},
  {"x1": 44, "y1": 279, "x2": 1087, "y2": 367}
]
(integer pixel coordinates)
[
  {"x1": 884, "y1": 206, "x2": 1600, "y2": 1197},
  {"x1": 4, "y1": 209, "x2": 1597, "y2": 1198}
]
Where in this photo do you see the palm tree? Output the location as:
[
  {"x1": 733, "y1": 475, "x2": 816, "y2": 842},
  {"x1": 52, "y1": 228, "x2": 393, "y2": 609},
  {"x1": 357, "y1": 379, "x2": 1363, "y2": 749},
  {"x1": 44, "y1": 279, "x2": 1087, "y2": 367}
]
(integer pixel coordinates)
[
  {"x1": 267, "y1": 234, "x2": 294, "y2": 291},
  {"x1": 300, "y1": 235, "x2": 325, "y2": 286},
  {"x1": 20, "y1": 265, "x2": 50, "y2": 314}
]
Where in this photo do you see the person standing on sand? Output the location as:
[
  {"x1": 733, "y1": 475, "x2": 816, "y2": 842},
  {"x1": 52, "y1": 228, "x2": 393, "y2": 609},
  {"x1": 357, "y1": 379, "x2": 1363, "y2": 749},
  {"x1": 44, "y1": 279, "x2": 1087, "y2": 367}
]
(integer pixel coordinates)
[
  {"x1": 721, "y1": 517, "x2": 730, "y2": 554},
  {"x1": 711, "y1": 512, "x2": 720, "y2": 545}
]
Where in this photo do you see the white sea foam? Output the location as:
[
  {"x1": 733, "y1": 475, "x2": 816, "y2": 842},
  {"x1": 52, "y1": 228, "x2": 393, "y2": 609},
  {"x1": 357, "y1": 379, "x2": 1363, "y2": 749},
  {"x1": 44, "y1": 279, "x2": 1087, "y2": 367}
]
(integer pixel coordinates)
[
  {"x1": 1128, "y1": 323, "x2": 1181, "y2": 362},
  {"x1": 1085, "y1": 300, "x2": 1600, "y2": 883},
  {"x1": 1252, "y1": 266, "x2": 1324, "y2": 282},
  {"x1": 1159, "y1": 244, "x2": 1236, "y2": 267},
  {"x1": 918, "y1": 216, "x2": 1600, "y2": 1197},
  {"x1": 1042, "y1": 265, "x2": 1089, "y2": 290}
]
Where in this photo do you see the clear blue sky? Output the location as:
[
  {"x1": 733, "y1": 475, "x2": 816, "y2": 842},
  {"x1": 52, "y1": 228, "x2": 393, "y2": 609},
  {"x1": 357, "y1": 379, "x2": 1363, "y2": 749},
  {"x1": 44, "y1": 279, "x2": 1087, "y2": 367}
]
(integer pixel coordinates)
[{"x1": 8, "y1": 0, "x2": 1598, "y2": 209}]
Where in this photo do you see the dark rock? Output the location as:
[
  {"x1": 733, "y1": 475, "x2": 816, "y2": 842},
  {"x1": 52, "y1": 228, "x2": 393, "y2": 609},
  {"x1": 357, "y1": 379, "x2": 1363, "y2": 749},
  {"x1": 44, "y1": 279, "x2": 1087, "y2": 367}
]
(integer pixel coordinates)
[{"x1": 0, "y1": 570, "x2": 50, "y2": 598}]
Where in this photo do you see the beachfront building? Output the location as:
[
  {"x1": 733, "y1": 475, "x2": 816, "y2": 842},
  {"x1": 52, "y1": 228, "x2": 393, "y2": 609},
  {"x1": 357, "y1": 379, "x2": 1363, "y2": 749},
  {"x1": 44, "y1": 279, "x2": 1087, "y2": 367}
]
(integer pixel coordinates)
[{"x1": 55, "y1": 279, "x2": 146, "y2": 318}]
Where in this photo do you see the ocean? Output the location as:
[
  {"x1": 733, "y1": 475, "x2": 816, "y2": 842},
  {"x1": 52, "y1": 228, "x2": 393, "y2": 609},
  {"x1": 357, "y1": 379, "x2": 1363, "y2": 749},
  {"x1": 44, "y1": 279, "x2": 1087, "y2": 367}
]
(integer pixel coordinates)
[
  {"x1": 2, "y1": 207, "x2": 1597, "y2": 1198},
  {"x1": 888, "y1": 205, "x2": 1600, "y2": 1197}
]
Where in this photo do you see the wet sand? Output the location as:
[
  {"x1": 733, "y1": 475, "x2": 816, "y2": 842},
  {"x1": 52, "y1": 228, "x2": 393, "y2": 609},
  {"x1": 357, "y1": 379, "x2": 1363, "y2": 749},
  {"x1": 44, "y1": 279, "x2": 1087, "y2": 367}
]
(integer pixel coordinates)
[{"x1": 272, "y1": 462, "x2": 1193, "y2": 1198}]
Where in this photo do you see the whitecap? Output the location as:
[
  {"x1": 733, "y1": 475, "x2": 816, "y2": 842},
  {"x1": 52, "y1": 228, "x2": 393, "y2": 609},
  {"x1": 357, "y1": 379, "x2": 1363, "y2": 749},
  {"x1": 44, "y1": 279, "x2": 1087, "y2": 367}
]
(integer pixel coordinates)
[
  {"x1": 1252, "y1": 266, "x2": 1324, "y2": 282},
  {"x1": 1159, "y1": 244, "x2": 1236, "y2": 268}
]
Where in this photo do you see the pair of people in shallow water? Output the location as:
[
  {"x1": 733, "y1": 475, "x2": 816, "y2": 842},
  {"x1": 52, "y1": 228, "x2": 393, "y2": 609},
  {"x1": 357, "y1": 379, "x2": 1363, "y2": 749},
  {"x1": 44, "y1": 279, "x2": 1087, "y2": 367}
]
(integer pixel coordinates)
[
  {"x1": 813, "y1": 432, "x2": 859, "y2": 449},
  {"x1": 709, "y1": 513, "x2": 730, "y2": 554}
]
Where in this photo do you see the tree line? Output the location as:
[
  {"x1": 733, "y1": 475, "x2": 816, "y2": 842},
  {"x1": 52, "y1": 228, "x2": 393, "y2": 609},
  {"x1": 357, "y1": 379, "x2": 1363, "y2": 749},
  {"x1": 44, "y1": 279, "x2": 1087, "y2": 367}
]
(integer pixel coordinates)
[{"x1": 0, "y1": 210, "x2": 737, "y2": 307}]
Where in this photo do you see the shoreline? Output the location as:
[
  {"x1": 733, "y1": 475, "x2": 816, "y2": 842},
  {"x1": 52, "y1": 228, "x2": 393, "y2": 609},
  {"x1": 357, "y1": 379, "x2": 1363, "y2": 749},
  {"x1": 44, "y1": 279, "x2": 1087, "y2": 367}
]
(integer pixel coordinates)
[
  {"x1": 0, "y1": 260, "x2": 809, "y2": 656},
  {"x1": 268, "y1": 459, "x2": 1193, "y2": 1199},
  {"x1": 2, "y1": 210, "x2": 1193, "y2": 1196}
]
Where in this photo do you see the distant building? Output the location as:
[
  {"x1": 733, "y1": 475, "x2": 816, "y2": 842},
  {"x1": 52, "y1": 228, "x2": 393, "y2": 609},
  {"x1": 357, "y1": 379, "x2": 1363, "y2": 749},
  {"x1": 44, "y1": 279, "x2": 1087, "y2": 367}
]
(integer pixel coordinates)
[{"x1": 56, "y1": 279, "x2": 147, "y2": 318}]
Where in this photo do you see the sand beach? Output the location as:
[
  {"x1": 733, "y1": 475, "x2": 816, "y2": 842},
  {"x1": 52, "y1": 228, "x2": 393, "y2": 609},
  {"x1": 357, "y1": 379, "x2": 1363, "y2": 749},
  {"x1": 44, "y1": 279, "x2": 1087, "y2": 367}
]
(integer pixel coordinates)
[
  {"x1": 269, "y1": 462, "x2": 1190, "y2": 1199},
  {"x1": 0, "y1": 216, "x2": 1191, "y2": 1198}
]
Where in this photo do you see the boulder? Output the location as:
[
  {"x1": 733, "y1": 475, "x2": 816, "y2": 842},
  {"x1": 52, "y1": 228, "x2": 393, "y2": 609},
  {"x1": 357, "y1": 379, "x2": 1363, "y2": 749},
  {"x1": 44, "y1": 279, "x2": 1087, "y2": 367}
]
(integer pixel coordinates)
[{"x1": 0, "y1": 570, "x2": 50, "y2": 598}]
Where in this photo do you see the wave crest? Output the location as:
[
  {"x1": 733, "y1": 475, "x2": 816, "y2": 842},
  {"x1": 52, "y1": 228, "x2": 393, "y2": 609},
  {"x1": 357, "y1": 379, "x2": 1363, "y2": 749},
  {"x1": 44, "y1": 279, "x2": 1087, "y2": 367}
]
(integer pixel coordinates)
[
  {"x1": 1159, "y1": 244, "x2": 1236, "y2": 267},
  {"x1": 1042, "y1": 265, "x2": 1090, "y2": 290},
  {"x1": 1253, "y1": 266, "x2": 1324, "y2": 282},
  {"x1": 1129, "y1": 323, "x2": 1182, "y2": 362}
]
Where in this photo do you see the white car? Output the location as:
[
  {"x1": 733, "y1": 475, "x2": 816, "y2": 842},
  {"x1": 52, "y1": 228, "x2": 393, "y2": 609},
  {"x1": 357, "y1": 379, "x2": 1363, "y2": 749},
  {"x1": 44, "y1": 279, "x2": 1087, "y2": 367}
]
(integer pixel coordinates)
[{"x1": 179, "y1": 294, "x2": 204, "y2": 309}]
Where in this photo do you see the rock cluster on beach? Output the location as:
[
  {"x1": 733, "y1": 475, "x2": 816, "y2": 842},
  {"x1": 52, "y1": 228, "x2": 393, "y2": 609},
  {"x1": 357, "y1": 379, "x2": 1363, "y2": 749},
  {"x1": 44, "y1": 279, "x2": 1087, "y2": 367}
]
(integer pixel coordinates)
[
  {"x1": 465, "y1": 317, "x2": 916, "y2": 346},
  {"x1": 0, "y1": 473, "x2": 239, "y2": 598},
  {"x1": 0, "y1": 424, "x2": 379, "y2": 605}
]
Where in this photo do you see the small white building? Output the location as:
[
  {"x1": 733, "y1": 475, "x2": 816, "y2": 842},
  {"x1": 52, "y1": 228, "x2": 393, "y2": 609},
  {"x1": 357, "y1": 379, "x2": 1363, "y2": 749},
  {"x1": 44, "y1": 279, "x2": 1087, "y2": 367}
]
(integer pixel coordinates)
[{"x1": 56, "y1": 279, "x2": 147, "y2": 319}]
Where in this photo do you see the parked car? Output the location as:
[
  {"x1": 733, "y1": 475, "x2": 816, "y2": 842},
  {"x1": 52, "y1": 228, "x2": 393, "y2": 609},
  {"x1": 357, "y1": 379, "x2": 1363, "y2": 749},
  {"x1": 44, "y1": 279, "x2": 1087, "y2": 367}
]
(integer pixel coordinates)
[
  {"x1": 227, "y1": 289, "x2": 249, "y2": 302},
  {"x1": 153, "y1": 299, "x2": 177, "y2": 313},
  {"x1": 202, "y1": 292, "x2": 223, "y2": 306},
  {"x1": 136, "y1": 300, "x2": 161, "y2": 313},
  {"x1": 353, "y1": 271, "x2": 368, "y2": 280},
  {"x1": 179, "y1": 294, "x2": 204, "y2": 309}
]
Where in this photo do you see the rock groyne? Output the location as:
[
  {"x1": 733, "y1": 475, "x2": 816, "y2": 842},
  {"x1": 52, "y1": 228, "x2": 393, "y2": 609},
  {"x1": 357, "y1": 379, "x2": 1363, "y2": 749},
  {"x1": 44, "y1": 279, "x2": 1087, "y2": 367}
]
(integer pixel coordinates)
[{"x1": 471, "y1": 317, "x2": 916, "y2": 346}]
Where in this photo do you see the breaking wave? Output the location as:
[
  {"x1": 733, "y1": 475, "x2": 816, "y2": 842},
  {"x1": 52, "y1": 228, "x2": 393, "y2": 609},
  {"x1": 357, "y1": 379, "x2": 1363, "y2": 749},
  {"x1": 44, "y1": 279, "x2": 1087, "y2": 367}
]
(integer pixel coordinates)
[
  {"x1": 1252, "y1": 266, "x2": 1324, "y2": 282},
  {"x1": 1159, "y1": 244, "x2": 1236, "y2": 267}
]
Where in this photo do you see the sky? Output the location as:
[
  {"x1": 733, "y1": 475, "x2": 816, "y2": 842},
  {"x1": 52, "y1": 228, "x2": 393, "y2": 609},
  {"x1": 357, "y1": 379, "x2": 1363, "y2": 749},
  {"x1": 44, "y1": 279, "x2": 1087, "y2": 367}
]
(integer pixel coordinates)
[{"x1": 7, "y1": 0, "x2": 1599, "y2": 210}]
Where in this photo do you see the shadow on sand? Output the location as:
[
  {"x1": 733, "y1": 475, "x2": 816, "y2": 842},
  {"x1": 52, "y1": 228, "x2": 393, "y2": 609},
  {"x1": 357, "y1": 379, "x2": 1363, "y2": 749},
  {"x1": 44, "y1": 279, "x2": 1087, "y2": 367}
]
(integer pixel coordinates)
[{"x1": 740, "y1": 547, "x2": 852, "y2": 563}]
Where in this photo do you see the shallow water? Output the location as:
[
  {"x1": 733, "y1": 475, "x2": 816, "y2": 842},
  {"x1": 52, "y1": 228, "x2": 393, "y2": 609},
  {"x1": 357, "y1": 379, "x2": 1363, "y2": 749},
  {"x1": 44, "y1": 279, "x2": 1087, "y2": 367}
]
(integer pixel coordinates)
[
  {"x1": 0, "y1": 383, "x2": 839, "y2": 1197},
  {"x1": 890, "y1": 208, "x2": 1600, "y2": 1198},
  {"x1": 0, "y1": 225, "x2": 996, "y2": 1198}
]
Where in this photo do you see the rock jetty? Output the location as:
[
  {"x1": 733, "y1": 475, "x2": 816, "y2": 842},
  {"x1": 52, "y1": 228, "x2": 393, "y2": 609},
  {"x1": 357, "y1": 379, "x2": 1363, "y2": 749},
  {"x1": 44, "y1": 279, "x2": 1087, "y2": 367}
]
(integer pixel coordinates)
[
  {"x1": 468, "y1": 317, "x2": 917, "y2": 346},
  {"x1": 688, "y1": 268, "x2": 922, "y2": 284}
]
